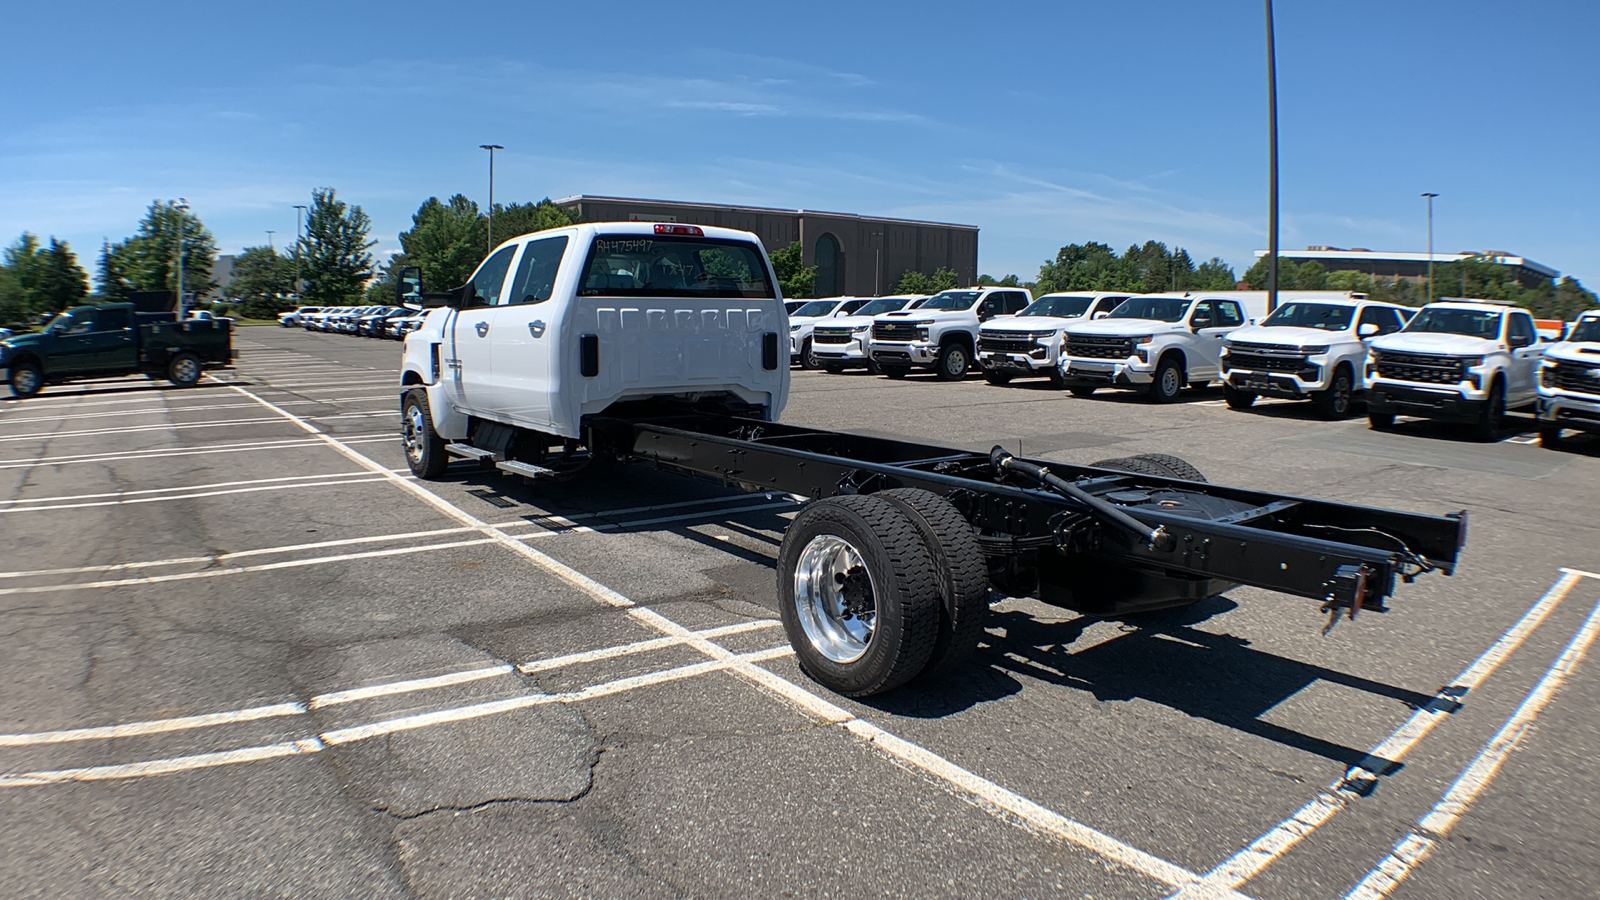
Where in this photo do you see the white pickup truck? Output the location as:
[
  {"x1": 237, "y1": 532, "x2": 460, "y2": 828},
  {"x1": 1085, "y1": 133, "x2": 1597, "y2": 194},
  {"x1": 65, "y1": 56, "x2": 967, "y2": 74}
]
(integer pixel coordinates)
[
  {"x1": 809, "y1": 294, "x2": 927, "y2": 373},
  {"x1": 1534, "y1": 311, "x2": 1600, "y2": 447},
  {"x1": 975, "y1": 292, "x2": 1130, "y2": 386},
  {"x1": 1057, "y1": 292, "x2": 1265, "y2": 401},
  {"x1": 789, "y1": 296, "x2": 869, "y2": 369},
  {"x1": 867, "y1": 287, "x2": 1031, "y2": 380},
  {"x1": 398, "y1": 222, "x2": 788, "y2": 476},
  {"x1": 1220, "y1": 295, "x2": 1412, "y2": 418},
  {"x1": 1365, "y1": 299, "x2": 1542, "y2": 440}
]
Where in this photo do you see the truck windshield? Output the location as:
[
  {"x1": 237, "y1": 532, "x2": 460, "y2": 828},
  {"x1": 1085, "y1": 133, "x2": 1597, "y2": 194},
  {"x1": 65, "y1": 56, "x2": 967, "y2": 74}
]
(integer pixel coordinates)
[
  {"x1": 1260, "y1": 302, "x2": 1354, "y2": 331},
  {"x1": 579, "y1": 235, "x2": 774, "y2": 299},
  {"x1": 1019, "y1": 296, "x2": 1093, "y2": 318},
  {"x1": 792, "y1": 300, "x2": 841, "y2": 318},
  {"x1": 1404, "y1": 308, "x2": 1502, "y2": 339},
  {"x1": 1567, "y1": 317, "x2": 1600, "y2": 343},
  {"x1": 918, "y1": 291, "x2": 982, "y2": 311},
  {"x1": 1105, "y1": 297, "x2": 1191, "y2": 322},
  {"x1": 853, "y1": 297, "x2": 912, "y2": 316}
]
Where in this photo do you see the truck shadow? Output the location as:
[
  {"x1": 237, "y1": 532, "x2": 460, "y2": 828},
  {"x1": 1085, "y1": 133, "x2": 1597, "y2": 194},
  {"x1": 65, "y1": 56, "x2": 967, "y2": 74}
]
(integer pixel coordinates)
[
  {"x1": 1, "y1": 381, "x2": 236, "y2": 403},
  {"x1": 869, "y1": 597, "x2": 1433, "y2": 771}
]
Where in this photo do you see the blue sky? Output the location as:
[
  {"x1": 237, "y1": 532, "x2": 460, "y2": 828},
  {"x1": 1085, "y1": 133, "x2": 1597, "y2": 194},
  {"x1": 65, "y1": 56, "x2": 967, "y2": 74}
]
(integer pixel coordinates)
[{"x1": 3, "y1": 1, "x2": 1595, "y2": 288}]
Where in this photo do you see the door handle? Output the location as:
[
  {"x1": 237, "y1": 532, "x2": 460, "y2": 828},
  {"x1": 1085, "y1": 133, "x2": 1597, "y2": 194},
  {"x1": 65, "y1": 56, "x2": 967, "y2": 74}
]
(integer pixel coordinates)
[
  {"x1": 528, "y1": 320, "x2": 546, "y2": 338},
  {"x1": 474, "y1": 321, "x2": 489, "y2": 337}
]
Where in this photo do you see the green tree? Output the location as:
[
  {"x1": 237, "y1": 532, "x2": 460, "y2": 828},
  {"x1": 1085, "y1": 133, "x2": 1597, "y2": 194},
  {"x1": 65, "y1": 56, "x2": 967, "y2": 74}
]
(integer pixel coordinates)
[
  {"x1": 100, "y1": 201, "x2": 218, "y2": 302},
  {"x1": 769, "y1": 241, "x2": 816, "y2": 300},
  {"x1": 3, "y1": 234, "x2": 46, "y2": 313},
  {"x1": 34, "y1": 238, "x2": 89, "y2": 313},
  {"x1": 229, "y1": 246, "x2": 297, "y2": 318},
  {"x1": 977, "y1": 273, "x2": 1022, "y2": 287},
  {"x1": 1551, "y1": 277, "x2": 1600, "y2": 320},
  {"x1": 0, "y1": 266, "x2": 27, "y2": 327},
  {"x1": 298, "y1": 188, "x2": 376, "y2": 306},
  {"x1": 398, "y1": 195, "x2": 487, "y2": 292},
  {"x1": 1036, "y1": 241, "x2": 1125, "y2": 293},
  {"x1": 491, "y1": 199, "x2": 572, "y2": 245},
  {"x1": 895, "y1": 266, "x2": 961, "y2": 295},
  {"x1": 1194, "y1": 257, "x2": 1237, "y2": 290}
]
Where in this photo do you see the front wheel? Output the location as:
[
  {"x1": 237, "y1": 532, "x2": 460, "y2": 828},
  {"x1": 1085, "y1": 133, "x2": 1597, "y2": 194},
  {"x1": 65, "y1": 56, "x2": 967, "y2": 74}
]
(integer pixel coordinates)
[
  {"x1": 777, "y1": 495, "x2": 943, "y2": 697},
  {"x1": 983, "y1": 371, "x2": 1012, "y2": 386},
  {"x1": 798, "y1": 339, "x2": 819, "y2": 370},
  {"x1": 1312, "y1": 368, "x2": 1355, "y2": 419},
  {"x1": 1368, "y1": 411, "x2": 1395, "y2": 430},
  {"x1": 1539, "y1": 424, "x2": 1562, "y2": 448},
  {"x1": 1223, "y1": 384, "x2": 1257, "y2": 410},
  {"x1": 402, "y1": 389, "x2": 449, "y2": 479},
  {"x1": 882, "y1": 366, "x2": 909, "y2": 379},
  {"x1": 935, "y1": 343, "x2": 970, "y2": 381},
  {"x1": 9, "y1": 360, "x2": 43, "y2": 398},
  {"x1": 822, "y1": 364, "x2": 844, "y2": 374},
  {"x1": 1473, "y1": 380, "x2": 1506, "y2": 442},
  {"x1": 1147, "y1": 356, "x2": 1184, "y2": 403},
  {"x1": 1068, "y1": 386, "x2": 1097, "y2": 398},
  {"x1": 167, "y1": 352, "x2": 202, "y2": 387}
]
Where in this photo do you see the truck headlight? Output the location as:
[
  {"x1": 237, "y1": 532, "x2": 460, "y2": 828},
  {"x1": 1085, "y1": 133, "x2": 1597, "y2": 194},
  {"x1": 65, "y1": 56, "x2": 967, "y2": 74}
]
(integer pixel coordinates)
[
  {"x1": 790, "y1": 324, "x2": 802, "y2": 331},
  {"x1": 1458, "y1": 356, "x2": 1484, "y2": 368},
  {"x1": 1540, "y1": 363, "x2": 1555, "y2": 387},
  {"x1": 1219, "y1": 345, "x2": 1231, "y2": 357},
  {"x1": 851, "y1": 325, "x2": 870, "y2": 335},
  {"x1": 916, "y1": 327, "x2": 929, "y2": 341},
  {"x1": 1300, "y1": 345, "x2": 1329, "y2": 355}
]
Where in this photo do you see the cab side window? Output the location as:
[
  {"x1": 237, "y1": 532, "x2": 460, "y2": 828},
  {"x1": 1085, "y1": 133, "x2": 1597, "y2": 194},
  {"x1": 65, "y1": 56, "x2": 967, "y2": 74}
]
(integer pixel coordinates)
[
  {"x1": 95, "y1": 307, "x2": 132, "y2": 331},
  {"x1": 1004, "y1": 292, "x2": 1029, "y2": 314},
  {"x1": 839, "y1": 299, "x2": 866, "y2": 315},
  {"x1": 1214, "y1": 301, "x2": 1244, "y2": 327},
  {"x1": 1358, "y1": 306, "x2": 1403, "y2": 335},
  {"x1": 978, "y1": 293, "x2": 1002, "y2": 319},
  {"x1": 469, "y1": 245, "x2": 519, "y2": 307},
  {"x1": 1508, "y1": 313, "x2": 1536, "y2": 348},
  {"x1": 507, "y1": 236, "x2": 570, "y2": 306},
  {"x1": 61, "y1": 312, "x2": 93, "y2": 336},
  {"x1": 1190, "y1": 300, "x2": 1215, "y2": 328}
]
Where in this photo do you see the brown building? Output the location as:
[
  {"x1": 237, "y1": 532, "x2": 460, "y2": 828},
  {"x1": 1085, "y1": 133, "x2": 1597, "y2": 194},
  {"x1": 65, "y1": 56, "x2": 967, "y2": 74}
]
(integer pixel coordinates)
[{"x1": 556, "y1": 195, "x2": 978, "y2": 297}]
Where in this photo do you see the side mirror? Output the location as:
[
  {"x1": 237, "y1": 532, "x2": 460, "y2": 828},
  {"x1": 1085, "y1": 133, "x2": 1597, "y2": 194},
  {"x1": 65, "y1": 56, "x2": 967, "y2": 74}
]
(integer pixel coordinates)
[
  {"x1": 1358, "y1": 323, "x2": 1380, "y2": 337},
  {"x1": 1509, "y1": 335, "x2": 1533, "y2": 349},
  {"x1": 395, "y1": 267, "x2": 423, "y2": 306},
  {"x1": 1092, "y1": 310, "x2": 1110, "y2": 319},
  {"x1": 1190, "y1": 317, "x2": 1212, "y2": 331}
]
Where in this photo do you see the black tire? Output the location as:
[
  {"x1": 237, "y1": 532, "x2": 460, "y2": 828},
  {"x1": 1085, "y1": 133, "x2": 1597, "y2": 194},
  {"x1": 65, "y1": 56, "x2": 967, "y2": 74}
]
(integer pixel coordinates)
[
  {"x1": 1147, "y1": 355, "x2": 1184, "y2": 403},
  {"x1": 1069, "y1": 386, "x2": 1097, "y2": 398},
  {"x1": 166, "y1": 352, "x2": 202, "y2": 387},
  {"x1": 1368, "y1": 412, "x2": 1395, "y2": 430},
  {"x1": 9, "y1": 359, "x2": 43, "y2": 398},
  {"x1": 798, "y1": 338, "x2": 819, "y2": 370},
  {"x1": 776, "y1": 494, "x2": 944, "y2": 697},
  {"x1": 1473, "y1": 379, "x2": 1506, "y2": 442},
  {"x1": 866, "y1": 359, "x2": 883, "y2": 376},
  {"x1": 1538, "y1": 424, "x2": 1561, "y2": 448},
  {"x1": 1312, "y1": 366, "x2": 1355, "y2": 420},
  {"x1": 882, "y1": 366, "x2": 909, "y2": 379},
  {"x1": 935, "y1": 341, "x2": 971, "y2": 381},
  {"x1": 984, "y1": 371, "x2": 1013, "y2": 386},
  {"x1": 1087, "y1": 456, "x2": 1178, "y2": 478},
  {"x1": 1223, "y1": 384, "x2": 1257, "y2": 409},
  {"x1": 822, "y1": 364, "x2": 845, "y2": 374},
  {"x1": 1129, "y1": 453, "x2": 1207, "y2": 482},
  {"x1": 402, "y1": 388, "x2": 449, "y2": 479},
  {"x1": 1048, "y1": 369, "x2": 1067, "y2": 389},
  {"x1": 876, "y1": 488, "x2": 991, "y2": 679}
]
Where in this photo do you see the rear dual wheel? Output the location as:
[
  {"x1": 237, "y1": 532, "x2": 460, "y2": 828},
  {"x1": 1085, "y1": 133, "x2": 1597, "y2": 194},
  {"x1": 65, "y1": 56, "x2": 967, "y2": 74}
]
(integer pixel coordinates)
[{"x1": 1089, "y1": 453, "x2": 1207, "y2": 482}]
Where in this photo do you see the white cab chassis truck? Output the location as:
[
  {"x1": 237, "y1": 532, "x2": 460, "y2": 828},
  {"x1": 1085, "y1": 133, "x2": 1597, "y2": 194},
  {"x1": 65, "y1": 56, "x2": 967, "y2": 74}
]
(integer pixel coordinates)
[
  {"x1": 1534, "y1": 311, "x2": 1600, "y2": 448},
  {"x1": 1220, "y1": 294, "x2": 1411, "y2": 419},
  {"x1": 1365, "y1": 300, "x2": 1542, "y2": 441},
  {"x1": 393, "y1": 223, "x2": 1465, "y2": 698},
  {"x1": 868, "y1": 287, "x2": 1032, "y2": 380},
  {"x1": 976, "y1": 292, "x2": 1130, "y2": 386}
]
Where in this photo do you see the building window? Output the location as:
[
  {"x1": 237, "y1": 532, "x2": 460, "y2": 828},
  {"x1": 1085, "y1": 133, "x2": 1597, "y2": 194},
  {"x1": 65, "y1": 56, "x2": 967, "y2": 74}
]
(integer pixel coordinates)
[{"x1": 815, "y1": 233, "x2": 842, "y2": 297}]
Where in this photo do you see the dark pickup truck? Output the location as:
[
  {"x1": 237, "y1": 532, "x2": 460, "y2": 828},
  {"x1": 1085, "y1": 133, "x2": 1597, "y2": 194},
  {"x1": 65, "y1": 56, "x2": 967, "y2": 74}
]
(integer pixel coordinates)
[{"x1": 1, "y1": 303, "x2": 234, "y2": 398}]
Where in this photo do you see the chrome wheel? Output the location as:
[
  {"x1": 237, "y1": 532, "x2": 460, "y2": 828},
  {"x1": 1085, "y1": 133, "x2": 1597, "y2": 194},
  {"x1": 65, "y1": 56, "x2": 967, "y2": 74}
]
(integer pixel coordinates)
[
  {"x1": 403, "y1": 403, "x2": 428, "y2": 466},
  {"x1": 173, "y1": 357, "x2": 200, "y2": 384},
  {"x1": 12, "y1": 366, "x2": 39, "y2": 396},
  {"x1": 793, "y1": 534, "x2": 877, "y2": 663}
]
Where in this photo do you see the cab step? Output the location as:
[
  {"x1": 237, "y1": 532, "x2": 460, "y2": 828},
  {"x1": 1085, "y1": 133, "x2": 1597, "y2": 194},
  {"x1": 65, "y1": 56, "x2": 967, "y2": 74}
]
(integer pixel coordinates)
[
  {"x1": 496, "y1": 459, "x2": 556, "y2": 479},
  {"x1": 445, "y1": 443, "x2": 497, "y2": 461}
]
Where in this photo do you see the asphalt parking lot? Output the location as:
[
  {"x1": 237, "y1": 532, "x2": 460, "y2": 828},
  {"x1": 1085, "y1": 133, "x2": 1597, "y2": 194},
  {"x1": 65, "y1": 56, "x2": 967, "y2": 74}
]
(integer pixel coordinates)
[{"x1": 3, "y1": 326, "x2": 1598, "y2": 899}]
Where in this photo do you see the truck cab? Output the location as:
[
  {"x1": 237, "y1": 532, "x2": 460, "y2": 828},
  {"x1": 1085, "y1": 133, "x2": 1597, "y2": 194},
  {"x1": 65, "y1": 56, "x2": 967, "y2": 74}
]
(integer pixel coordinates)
[
  {"x1": 868, "y1": 287, "x2": 1031, "y2": 380},
  {"x1": 976, "y1": 292, "x2": 1129, "y2": 386},
  {"x1": 1058, "y1": 292, "x2": 1260, "y2": 402},
  {"x1": 809, "y1": 294, "x2": 927, "y2": 373},
  {"x1": 1534, "y1": 311, "x2": 1600, "y2": 447},
  {"x1": 1221, "y1": 295, "x2": 1411, "y2": 418},
  {"x1": 788, "y1": 296, "x2": 868, "y2": 369},
  {"x1": 1366, "y1": 299, "x2": 1542, "y2": 439},
  {"x1": 398, "y1": 222, "x2": 788, "y2": 475}
]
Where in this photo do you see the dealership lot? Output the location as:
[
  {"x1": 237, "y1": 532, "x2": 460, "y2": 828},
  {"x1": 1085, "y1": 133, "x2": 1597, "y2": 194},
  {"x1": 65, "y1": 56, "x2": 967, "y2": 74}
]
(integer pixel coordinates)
[{"x1": 2, "y1": 327, "x2": 1598, "y2": 899}]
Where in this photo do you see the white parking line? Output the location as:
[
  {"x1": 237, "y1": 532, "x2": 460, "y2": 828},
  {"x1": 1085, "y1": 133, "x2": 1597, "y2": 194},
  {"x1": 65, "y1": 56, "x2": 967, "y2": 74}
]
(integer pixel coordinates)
[
  {"x1": 0, "y1": 434, "x2": 394, "y2": 470},
  {"x1": 1167, "y1": 571, "x2": 1584, "y2": 899},
  {"x1": 0, "y1": 470, "x2": 396, "y2": 509},
  {"x1": 0, "y1": 415, "x2": 293, "y2": 442},
  {"x1": 0, "y1": 397, "x2": 396, "y2": 425},
  {"x1": 0, "y1": 473, "x2": 393, "y2": 515},
  {"x1": 1342, "y1": 595, "x2": 1600, "y2": 900},
  {"x1": 221, "y1": 381, "x2": 1223, "y2": 895}
]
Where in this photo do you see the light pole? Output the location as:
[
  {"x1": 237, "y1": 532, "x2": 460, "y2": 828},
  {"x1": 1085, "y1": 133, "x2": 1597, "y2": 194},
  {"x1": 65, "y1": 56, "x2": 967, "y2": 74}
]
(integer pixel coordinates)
[
  {"x1": 1420, "y1": 192, "x2": 1438, "y2": 303},
  {"x1": 1264, "y1": 0, "x2": 1280, "y2": 314},
  {"x1": 480, "y1": 144, "x2": 502, "y2": 253},
  {"x1": 266, "y1": 230, "x2": 275, "y2": 250},
  {"x1": 173, "y1": 199, "x2": 190, "y2": 316},
  {"x1": 293, "y1": 204, "x2": 308, "y2": 300}
]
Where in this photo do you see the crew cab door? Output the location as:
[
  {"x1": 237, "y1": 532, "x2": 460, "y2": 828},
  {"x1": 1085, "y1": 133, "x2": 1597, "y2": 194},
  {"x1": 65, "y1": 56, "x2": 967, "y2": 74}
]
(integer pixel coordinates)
[
  {"x1": 84, "y1": 306, "x2": 138, "y2": 374},
  {"x1": 487, "y1": 234, "x2": 571, "y2": 429},
  {"x1": 1505, "y1": 312, "x2": 1541, "y2": 402},
  {"x1": 1188, "y1": 300, "x2": 1243, "y2": 378},
  {"x1": 446, "y1": 244, "x2": 519, "y2": 415},
  {"x1": 41, "y1": 309, "x2": 101, "y2": 375}
]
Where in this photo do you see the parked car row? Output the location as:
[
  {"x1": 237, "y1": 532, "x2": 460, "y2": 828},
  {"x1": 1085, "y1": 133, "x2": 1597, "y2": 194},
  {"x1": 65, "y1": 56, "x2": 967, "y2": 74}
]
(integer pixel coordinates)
[
  {"x1": 801, "y1": 286, "x2": 1588, "y2": 444},
  {"x1": 282, "y1": 305, "x2": 424, "y2": 339}
]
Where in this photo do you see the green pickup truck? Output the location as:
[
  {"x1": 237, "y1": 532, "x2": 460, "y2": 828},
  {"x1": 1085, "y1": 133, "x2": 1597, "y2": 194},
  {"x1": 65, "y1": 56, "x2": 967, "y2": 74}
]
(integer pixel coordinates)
[{"x1": 1, "y1": 303, "x2": 235, "y2": 398}]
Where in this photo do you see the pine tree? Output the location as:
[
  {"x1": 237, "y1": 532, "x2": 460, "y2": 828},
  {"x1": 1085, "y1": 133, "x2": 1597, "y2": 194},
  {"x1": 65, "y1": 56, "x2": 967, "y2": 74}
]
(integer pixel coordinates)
[
  {"x1": 34, "y1": 238, "x2": 89, "y2": 313},
  {"x1": 298, "y1": 188, "x2": 376, "y2": 306}
]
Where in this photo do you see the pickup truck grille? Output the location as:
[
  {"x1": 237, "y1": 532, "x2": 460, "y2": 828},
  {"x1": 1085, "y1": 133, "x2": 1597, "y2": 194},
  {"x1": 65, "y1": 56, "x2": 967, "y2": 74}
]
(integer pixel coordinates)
[
  {"x1": 1549, "y1": 361, "x2": 1600, "y2": 395},
  {"x1": 812, "y1": 327, "x2": 854, "y2": 345},
  {"x1": 1228, "y1": 340, "x2": 1302, "y2": 354},
  {"x1": 1065, "y1": 335, "x2": 1135, "y2": 359},
  {"x1": 1374, "y1": 352, "x2": 1464, "y2": 385},
  {"x1": 872, "y1": 322, "x2": 920, "y2": 342},
  {"x1": 979, "y1": 334, "x2": 1037, "y2": 354},
  {"x1": 1227, "y1": 350, "x2": 1307, "y2": 373}
]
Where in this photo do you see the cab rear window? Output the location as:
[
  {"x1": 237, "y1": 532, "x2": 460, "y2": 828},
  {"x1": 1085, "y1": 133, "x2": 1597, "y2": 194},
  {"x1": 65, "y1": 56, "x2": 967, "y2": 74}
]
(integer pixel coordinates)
[{"x1": 579, "y1": 235, "x2": 774, "y2": 299}]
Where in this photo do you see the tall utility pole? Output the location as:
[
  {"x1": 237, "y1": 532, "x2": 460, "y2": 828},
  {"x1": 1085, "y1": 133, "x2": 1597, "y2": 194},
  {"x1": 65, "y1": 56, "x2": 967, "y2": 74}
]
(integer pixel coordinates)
[
  {"x1": 266, "y1": 230, "x2": 275, "y2": 250},
  {"x1": 173, "y1": 199, "x2": 190, "y2": 316},
  {"x1": 480, "y1": 144, "x2": 503, "y2": 253},
  {"x1": 293, "y1": 204, "x2": 308, "y2": 299},
  {"x1": 1421, "y1": 192, "x2": 1438, "y2": 302},
  {"x1": 1264, "y1": 0, "x2": 1280, "y2": 314}
]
